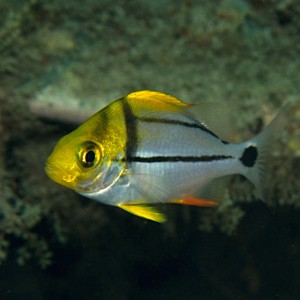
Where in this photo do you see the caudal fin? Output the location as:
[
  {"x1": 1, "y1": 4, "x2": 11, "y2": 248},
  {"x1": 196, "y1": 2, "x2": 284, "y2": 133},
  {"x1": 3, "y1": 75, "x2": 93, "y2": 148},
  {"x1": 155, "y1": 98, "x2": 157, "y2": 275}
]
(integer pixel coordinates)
[{"x1": 240, "y1": 102, "x2": 291, "y2": 200}]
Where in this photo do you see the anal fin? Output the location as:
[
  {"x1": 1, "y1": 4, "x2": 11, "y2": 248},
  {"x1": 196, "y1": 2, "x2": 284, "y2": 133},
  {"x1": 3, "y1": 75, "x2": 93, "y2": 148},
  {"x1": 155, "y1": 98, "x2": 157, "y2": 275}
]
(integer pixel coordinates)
[
  {"x1": 169, "y1": 195, "x2": 218, "y2": 207},
  {"x1": 118, "y1": 204, "x2": 166, "y2": 223}
]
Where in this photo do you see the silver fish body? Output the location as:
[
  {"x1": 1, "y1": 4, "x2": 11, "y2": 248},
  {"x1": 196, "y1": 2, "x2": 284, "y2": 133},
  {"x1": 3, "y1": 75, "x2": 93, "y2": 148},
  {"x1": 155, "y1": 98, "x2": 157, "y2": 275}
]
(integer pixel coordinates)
[
  {"x1": 46, "y1": 91, "x2": 288, "y2": 222},
  {"x1": 82, "y1": 95, "x2": 272, "y2": 206}
]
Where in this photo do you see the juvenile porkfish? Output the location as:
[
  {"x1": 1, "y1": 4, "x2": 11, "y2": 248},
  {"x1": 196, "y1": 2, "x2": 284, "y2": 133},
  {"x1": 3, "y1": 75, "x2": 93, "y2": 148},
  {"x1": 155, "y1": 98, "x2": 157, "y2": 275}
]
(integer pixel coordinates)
[{"x1": 45, "y1": 90, "x2": 288, "y2": 223}]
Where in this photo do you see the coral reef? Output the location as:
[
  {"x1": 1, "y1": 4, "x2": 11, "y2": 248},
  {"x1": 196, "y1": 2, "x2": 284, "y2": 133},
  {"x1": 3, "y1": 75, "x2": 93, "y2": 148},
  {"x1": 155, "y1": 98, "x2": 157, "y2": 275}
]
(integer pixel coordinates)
[{"x1": 0, "y1": 0, "x2": 299, "y2": 299}]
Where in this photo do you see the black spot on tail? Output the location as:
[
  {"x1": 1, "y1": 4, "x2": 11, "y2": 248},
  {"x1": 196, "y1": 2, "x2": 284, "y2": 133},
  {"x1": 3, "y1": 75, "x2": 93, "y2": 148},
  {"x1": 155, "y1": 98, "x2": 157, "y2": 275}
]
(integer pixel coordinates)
[{"x1": 240, "y1": 145, "x2": 258, "y2": 167}]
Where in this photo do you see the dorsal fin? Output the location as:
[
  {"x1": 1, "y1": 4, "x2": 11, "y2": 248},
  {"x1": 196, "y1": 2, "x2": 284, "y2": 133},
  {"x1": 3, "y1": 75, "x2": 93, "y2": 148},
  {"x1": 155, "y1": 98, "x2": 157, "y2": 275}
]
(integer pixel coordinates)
[
  {"x1": 186, "y1": 101, "x2": 236, "y2": 142},
  {"x1": 127, "y1": 90, "x2": 191, "y2": 107},
  {"x1": 126, "y1": 90, "x2": 235, "y2": 142},
  {"x1": 126, "y1": 90, "x2": 192, "y2": 114}
]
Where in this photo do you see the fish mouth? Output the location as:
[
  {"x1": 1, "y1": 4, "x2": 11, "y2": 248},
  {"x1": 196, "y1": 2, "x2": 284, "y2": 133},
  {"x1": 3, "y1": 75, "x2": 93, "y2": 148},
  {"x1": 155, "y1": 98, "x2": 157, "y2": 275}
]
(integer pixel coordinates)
[
  {"x1": 45, "y1": 162, "x2": 77, "y2": 189},
  {"x1": 44, "y1": 162, "x2": 62, "y2": 184}
]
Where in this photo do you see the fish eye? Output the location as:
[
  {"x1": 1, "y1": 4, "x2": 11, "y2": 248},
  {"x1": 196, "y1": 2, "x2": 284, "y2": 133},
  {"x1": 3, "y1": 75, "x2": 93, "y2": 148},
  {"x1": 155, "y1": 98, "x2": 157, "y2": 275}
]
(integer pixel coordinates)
[
  {"x1": 85, "y1": 150, "x2": 95, "y2": 163},
  {"x1": 77, "y1": 142, "x2": 101, "y2": 168}
]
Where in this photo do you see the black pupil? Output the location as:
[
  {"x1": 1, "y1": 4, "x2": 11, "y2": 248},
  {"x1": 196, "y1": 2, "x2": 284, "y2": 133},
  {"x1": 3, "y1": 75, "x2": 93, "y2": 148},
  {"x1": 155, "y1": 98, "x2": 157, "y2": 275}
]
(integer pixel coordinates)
[{"x1": 85, "y1": 150, "x2": 95, "y2": 163}]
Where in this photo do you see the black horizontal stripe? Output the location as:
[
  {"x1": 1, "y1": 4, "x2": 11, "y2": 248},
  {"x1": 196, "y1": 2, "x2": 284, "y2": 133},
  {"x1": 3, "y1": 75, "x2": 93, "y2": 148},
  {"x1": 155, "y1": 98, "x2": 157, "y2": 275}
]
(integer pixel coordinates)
[
  {"x1": 139, "y1": 117, "x2": 220, "y2": 139},
  {"x1": 127, "y1": 155, "x2": 233, "y2": 163}
]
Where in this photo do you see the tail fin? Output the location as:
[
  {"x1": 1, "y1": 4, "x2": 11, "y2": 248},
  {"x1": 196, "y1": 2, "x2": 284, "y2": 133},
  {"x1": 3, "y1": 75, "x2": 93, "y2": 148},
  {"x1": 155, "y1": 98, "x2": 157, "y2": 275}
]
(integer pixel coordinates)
[{"x1": 240, "y1": 102, "x2": 291, "y2": 200}]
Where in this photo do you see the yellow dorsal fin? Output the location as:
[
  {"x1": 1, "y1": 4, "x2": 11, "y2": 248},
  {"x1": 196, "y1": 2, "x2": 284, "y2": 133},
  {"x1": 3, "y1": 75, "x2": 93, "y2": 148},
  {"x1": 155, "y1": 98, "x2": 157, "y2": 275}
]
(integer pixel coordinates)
[
  {"x1": 118, "y1": 203, "x2": 166, "y2": 223},
  {"x1": 126, "y1": 90, "x2": 192, "y2": 114}
]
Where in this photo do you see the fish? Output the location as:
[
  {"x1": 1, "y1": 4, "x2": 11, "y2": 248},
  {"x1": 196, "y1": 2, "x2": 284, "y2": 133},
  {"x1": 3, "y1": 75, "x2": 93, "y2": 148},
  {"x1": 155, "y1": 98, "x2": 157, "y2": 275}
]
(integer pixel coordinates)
[{"x1": 45, "y1": 90, "x2": 288, "y2": 223}]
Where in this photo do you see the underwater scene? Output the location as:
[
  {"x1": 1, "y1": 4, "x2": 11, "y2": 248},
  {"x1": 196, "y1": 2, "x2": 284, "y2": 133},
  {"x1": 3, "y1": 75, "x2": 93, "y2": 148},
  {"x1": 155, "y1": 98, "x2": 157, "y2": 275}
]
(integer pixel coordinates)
[{"x1": 1, "y1": 0, "x2": 300, "y2": 299}]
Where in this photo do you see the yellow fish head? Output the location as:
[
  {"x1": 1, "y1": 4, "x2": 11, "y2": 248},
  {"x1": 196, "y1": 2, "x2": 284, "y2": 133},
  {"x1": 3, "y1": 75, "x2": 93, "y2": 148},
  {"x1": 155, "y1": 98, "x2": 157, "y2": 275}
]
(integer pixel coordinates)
[
  {"x1": 45, "y1": 109, "x2": 126, "y2": 194},
  {"x1": 45, "y1": 133, "x2": 103, "y2": 192}
]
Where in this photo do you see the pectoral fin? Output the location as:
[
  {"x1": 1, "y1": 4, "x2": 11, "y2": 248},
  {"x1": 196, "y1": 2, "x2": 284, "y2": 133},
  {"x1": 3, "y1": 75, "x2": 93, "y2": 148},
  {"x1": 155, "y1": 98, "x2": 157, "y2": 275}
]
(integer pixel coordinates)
[
  {"x1": 169, "y1": 195, "x2": 218, "y2": 207},
  {"x1": 118, "y1": 204, "x2": 167, "y2": 223}
]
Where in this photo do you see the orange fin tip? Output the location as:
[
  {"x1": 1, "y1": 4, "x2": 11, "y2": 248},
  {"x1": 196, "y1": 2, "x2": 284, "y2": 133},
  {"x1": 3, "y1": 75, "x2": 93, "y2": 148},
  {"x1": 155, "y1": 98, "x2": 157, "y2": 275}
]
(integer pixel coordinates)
[{"x1": 170, "y1": 195, "x2": 218, "y2": 207}]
